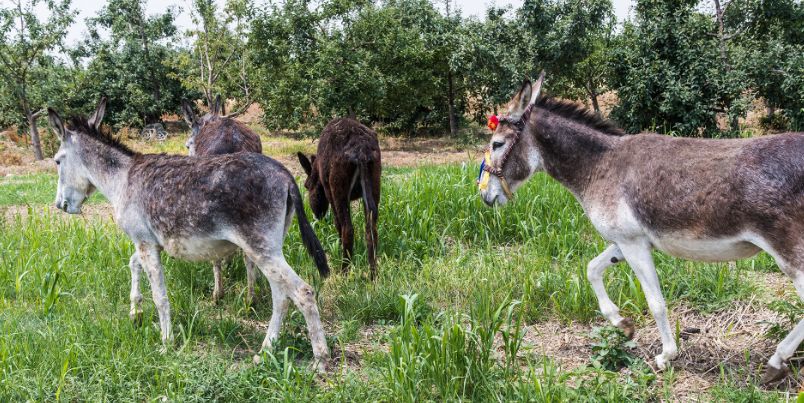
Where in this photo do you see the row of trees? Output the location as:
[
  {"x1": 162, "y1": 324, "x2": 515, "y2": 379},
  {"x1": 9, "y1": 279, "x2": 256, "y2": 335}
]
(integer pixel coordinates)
[{"x1": 1, "y1": 0, "x2": 802, "y2": 159}]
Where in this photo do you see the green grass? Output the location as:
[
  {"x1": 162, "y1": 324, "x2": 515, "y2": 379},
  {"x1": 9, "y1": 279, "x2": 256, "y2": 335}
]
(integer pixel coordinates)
[{"x1": 0, "y1": 163, "x2": 795, "y2": 400}]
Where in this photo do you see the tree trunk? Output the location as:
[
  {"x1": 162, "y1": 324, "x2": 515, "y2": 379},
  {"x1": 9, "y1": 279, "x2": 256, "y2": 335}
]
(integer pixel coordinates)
[
  {"x1": 447, "y1": 70, "x2": 458, "y2": 137},
  {"x1": 586, "y1": 82, "x2": 601, "y2": 117},
  {"x1": 714, "y1": 0, "x2": 740, "y2": 133},
  {"x1": 28, "y1": 111, "x2": 43, "y2": 160}
]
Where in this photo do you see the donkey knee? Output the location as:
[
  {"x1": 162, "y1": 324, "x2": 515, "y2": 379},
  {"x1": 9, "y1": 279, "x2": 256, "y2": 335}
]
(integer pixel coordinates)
[{"x1": 292, "y1": 284, "x2": 317, "y2": 310}]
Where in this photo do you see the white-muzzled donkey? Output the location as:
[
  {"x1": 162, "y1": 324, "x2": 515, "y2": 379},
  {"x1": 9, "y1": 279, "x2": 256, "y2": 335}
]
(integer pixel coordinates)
[
  {"x1": 48, "y1": 98, "x2": 331, "y2": 370},
  {"x1": 479, "y1": 73, "x2": 804, "y2": 384}
]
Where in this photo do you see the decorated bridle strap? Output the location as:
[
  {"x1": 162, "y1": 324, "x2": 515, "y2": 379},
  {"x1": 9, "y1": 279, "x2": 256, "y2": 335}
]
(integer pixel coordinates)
[{"x1": 482, "y1": 103, "x2": 533, "y2": 178}]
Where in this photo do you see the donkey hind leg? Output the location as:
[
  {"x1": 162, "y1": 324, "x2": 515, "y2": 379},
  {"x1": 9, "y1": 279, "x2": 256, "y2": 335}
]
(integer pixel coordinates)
[
  {"x1": 128, "y1": 253, "x2": 144, "y2": 325},
  {"x1": 244, "y1": 256, "x2": 257, "y2": 302},
  {"x1": 212, "y1": 259, "x2": 225, "y2": 303},
  {"x1": 587, "y1": 244, "x2": 633, "y2": 337},
  {"x1": 763, "y1": 265, "x2": 804, "y2": 384},
  {"x1": 619, "y1": 241, "x2": 678, "y2": 370},
  {"x1": 138, "y1": 243, "x2": 173, "y2": 345},
  {"x1": 249, "y1": 251, "x2": 329, "y2": 371},
  {"x1": 332, "y1": 196, "x2": 354, "y2": 272}
]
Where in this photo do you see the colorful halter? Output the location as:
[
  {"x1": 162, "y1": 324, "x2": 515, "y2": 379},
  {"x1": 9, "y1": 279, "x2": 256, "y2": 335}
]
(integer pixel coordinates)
[{"x1": 477, "y1": 103, "x2": 535, "y2": 200}]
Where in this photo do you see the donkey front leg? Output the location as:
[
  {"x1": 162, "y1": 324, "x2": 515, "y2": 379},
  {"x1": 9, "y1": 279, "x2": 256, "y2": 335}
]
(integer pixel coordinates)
[
  {"x1": 259, "y1": 279, "x2": 290, "y2": 352},
  {"x1": 249, "y1": 252, "x2": 329, "y2": 371},
  {"x1": 245, "y1": 256, "x2": 257, "y2": 302},
  {"x1": 763, "y1": 267, "x2": 804, "y2": 384},
  {"x1": 212, "y1": 259, "x2": 224, "y2": 303},
  {"x1": 619, "y1": 241, "x2": 678, "y2": 370},
  {"x1": 128, "y1": 253, "x2": 144, "y2": 325},
  {"x1": 138, "y1": 244, "x2": 173, "y2": 345},
  {"x1": 587, "y1": 244, "x2": 633, "y2": 337}
]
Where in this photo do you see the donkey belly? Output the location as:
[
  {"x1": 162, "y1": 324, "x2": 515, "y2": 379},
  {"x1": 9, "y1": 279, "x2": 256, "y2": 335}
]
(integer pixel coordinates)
[
  {"x1": 650, "y1": 234, "x2": 761, "y2": 262},
  {"x1": 162, "y1": 236, "x2": 239, "y2": 262}
]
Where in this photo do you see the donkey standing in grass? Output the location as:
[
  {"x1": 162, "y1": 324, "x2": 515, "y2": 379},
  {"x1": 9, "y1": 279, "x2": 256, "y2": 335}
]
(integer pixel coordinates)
[
  {"x1": 49, "y1": 98, "x2": 330, "y2": 369},
  {"x1": 297, "y1": 118, "x2": 381, "y2": 279},
  {"x1": 478, "y1": 73, "x2": 804, "y2": 383},
  {"x1": 181, "y1": 96, "x2": 262, "y2": 302}
]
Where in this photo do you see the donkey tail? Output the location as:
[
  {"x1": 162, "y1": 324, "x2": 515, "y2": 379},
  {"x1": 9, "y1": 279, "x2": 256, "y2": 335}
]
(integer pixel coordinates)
[
  {"x1": 359, "y1": 162, "x2": 378, "y2": 226},
  {"x1": 358, "y1": 162, "x2": 379, "y2": 277},
  {"x1": 289, "y1": 182, "x2": 330, "y2": 278}
]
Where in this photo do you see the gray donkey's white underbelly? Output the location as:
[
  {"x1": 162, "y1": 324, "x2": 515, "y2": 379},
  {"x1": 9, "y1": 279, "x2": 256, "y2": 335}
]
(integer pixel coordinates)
[{"x1": 586, "y1": 198, "x2": 763, "y2": 262}]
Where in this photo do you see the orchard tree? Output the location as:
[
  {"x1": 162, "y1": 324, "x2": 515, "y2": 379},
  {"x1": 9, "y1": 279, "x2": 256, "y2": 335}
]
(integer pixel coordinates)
[
  {"x1": 175, "y1": 0, "x2": 255, "y2": 114},
  {"x1": 0, "y1": 0, "x2": 74, "y2": 160},
  {"x1": 608, "y1": 0, "x2": 726, "y2": 136},
  {"x1": 79, "y1": 0, "x2": 192, "y2": 128}
]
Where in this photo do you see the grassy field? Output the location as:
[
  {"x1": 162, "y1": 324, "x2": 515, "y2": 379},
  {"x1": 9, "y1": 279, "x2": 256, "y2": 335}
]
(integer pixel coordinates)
[{"x1": 0, "y1": 149, "x2": 800, "y2": 400}]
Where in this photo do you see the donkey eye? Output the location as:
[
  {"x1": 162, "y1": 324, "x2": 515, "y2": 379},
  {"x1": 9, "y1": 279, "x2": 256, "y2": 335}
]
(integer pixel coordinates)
[
  {"x1": 492, "y1": 141, "x2": 505, "y2": 151},
  {"x1": 55, "y1": 160, "x2": 61, "y2": 166}
]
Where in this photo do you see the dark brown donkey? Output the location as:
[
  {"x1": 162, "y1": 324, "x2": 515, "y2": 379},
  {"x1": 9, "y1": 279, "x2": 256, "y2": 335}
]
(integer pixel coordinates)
[
  {"x1": 181, "y1": 96, "x2": 263, "y2": 302},
  {"x1": 297, "y1": 118, "x2": 381, "y2": 278}
]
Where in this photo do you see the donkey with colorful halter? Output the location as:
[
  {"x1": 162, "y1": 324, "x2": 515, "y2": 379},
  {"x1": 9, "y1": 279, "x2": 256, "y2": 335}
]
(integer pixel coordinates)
[
  {"x1": 479, "y1": 72, "x2": 804, "y2": 384},
  {"x1": 49, "y1": 98, "x2": 331, "y2": 370}
]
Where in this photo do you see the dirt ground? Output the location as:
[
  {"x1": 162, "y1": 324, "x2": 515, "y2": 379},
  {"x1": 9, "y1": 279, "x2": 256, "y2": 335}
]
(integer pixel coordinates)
[{"x1": 0, "y1": 132, "x2": 480, "y2": 178}]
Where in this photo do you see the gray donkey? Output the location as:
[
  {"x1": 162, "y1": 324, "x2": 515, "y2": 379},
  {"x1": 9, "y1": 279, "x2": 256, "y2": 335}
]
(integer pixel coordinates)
[
  {"x1": 478, "y1": 73, "x2": 804, "y2": 384},
  {"x1": 48, "y1": 98, "x2": 330, "y2": 369},
  {"x1": 181, "y1": 96, "x2": 263, "y2": 302}
]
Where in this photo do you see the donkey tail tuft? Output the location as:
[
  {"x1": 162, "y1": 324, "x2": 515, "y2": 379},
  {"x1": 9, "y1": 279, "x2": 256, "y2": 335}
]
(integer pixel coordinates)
[{"x1": 289, "y1": 182, "x2": 330, "y2": 278}]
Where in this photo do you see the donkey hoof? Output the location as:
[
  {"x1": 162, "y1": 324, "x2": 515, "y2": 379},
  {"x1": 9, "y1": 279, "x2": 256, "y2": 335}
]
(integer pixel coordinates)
[
  {"x1": 655, "y1": 354, "x2": 672, "y2": 371},
  {"x1": 311, "y1": 358, "x2": 328, "y2": 374},
  {"x1": 760, "y1": 363, "x2": 789, "y2": 385},
  {"x1": 617, "y1": 317, "x2": 636, "y2": 339},
  {"x1": 129, "y1": 310, "x2": 144, "y2": 327}
]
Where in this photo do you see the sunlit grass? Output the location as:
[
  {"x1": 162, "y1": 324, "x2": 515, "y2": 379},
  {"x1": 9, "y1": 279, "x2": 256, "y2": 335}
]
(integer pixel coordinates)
[{"x1": 0, "y1": 164, "x2": 790, "y2": 400}]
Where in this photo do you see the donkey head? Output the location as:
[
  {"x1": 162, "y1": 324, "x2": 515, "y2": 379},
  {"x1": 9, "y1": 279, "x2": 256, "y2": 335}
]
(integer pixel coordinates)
[
  {"x1": 48, "y1": 97, "x2": 107, "y2": 214},
  {"x1": 297, "y1": 152, "x2": 329, "y2": 219},
  {"x1": 479, "y1": 72, "x2": 545, "y2": 206},
  {"x1": 181, "y1": 95, "x2": 225, "y2": 155}
]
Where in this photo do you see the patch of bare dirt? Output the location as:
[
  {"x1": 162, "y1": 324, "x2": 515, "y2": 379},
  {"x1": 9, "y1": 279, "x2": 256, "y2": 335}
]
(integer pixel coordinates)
[
  {"x1": 2, "y1": 203, "x2": 115, "y2": 223},
  {"x1": 520, "y1": 300, "x2": 801, "y2": 398},
  {"x1": 0, "y1": 135, "x2": 55, "y2": 176}
]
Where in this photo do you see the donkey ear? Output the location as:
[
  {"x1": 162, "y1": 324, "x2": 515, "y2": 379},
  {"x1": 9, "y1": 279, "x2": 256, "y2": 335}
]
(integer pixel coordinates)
[
  {"x1": 508, "y1": 79, "x2": 532, "y2": 117},
  {"x1": 530, "y1": 70, "x2": 546, "y2": 105},
  {"x1": 88, "y1": 96, "x2": 107, "y2": 130},
  {"x1": 297, "y1": 152, "x2": 312, "y2": 175},
  {"x1": 48, "y1": 108, "x2": 68, "y2": 141},
  {"x1": 508, "y1": 71, "x2": 546, "y2": 118},
  {"x1": 181, "y1": 100, "x2": 196, "y2": 126}
]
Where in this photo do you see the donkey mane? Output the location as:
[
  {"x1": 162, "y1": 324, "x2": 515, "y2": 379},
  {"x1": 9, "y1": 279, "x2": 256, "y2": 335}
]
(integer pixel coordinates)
[
  {"x1": 535, "y1": 97, "x2": 625, "y2": 137},
  {"x1": 68, "y1": 116, "x2": 137, "y2": 156}
]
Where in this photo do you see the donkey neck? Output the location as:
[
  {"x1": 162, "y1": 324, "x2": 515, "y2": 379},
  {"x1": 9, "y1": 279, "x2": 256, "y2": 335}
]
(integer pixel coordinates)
[
  {"x1": 75, "y1": 133, "x2": 134, "y2": 206},
  {"x1": 530, "y1": 108, "x2": 620, "y2": 196}
]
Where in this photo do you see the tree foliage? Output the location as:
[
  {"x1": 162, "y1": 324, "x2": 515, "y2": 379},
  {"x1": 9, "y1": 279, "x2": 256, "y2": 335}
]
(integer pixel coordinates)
[
  {"x1": 0, "y1": 0, "x2": 74, "y2": 159},
  {"x1": 1, "y1": 0, "x2": 803, "y2": 146}
]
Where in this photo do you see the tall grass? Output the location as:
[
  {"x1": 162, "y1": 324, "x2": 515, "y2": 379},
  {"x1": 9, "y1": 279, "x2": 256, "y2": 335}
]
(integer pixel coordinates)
[{"x1": 0, "y1": 164, "x2": 786, "y2": 400}]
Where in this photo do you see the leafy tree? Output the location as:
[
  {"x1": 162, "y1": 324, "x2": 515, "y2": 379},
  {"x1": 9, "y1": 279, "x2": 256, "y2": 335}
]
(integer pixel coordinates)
[
  {"x1": 174, "y1": 0, "x2": 255, "y2": 114},
  {"x1": 0, "y1": 0, "x2": 74, "y2": 160},
  {"x1": 455, "y1": 7, "x2": 532, "y2": 123},
  {"x1": 608, "y1": 0, "x2": 727, "y2": 136},
  {"x1": 77, "y1": 0, "x2": 192, "y2": 129}
]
